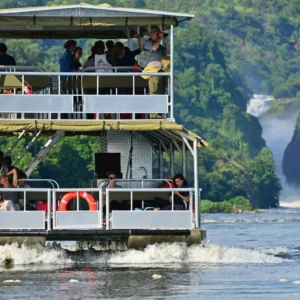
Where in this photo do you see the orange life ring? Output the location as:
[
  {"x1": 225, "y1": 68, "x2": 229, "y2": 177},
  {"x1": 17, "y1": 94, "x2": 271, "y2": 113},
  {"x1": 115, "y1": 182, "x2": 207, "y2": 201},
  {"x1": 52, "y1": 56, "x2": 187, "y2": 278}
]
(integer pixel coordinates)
[{"x1": 59, "y1": 192, "x2": 98, "y2": 211}]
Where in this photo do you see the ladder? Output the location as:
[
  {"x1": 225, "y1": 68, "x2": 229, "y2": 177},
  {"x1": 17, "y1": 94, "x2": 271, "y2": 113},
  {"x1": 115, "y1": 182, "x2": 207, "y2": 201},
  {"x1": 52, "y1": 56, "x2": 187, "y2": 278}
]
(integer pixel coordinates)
[
  {"x1": 4, "y1": 130, "x2": 27, "y2": 156},
  {"x1": 25, "y1": 131, "x2": 65, "y2": 176},
  {"x1": 13, "y1": 130, "x2": 43, "y2": 166}
]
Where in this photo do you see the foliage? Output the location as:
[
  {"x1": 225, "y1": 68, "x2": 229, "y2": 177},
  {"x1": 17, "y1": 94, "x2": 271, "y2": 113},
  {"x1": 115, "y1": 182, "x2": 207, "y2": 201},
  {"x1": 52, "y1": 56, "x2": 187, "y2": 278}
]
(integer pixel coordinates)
[{"x1": 201, "y1": 196, "x2": 253, "y2": 213}]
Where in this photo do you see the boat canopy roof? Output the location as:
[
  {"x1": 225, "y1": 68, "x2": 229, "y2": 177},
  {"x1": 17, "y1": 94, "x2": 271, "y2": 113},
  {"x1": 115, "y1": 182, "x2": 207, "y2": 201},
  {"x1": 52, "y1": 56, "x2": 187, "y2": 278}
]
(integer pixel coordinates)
[
  {"x1": 0, "y1": 3, "x2": 194, "y2": 39},
  {"x1": 0, "y1": 120, "x2": 207, "y2": 149}
]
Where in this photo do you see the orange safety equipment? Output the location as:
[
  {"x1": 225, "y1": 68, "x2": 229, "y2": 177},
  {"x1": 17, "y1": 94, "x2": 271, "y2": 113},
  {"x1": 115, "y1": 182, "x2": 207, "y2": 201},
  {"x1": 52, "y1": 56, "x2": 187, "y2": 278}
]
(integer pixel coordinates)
[{"x1": 59, "y1": 192, "x2": 97, "y2": 211}]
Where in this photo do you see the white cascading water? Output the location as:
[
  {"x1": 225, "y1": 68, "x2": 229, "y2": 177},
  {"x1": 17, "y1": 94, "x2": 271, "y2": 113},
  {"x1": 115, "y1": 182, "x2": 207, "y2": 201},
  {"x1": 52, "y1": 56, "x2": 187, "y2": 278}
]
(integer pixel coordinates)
[{"x1": 247, "y1": 94, "x2": 300, "y2": 207}]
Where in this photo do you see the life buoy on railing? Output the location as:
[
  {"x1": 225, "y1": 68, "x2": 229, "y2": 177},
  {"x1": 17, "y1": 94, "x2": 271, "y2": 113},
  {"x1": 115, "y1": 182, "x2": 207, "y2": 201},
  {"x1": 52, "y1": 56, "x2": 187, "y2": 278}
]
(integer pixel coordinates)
[{"x1": 59, "y1": 192, "x2": 98, "y2": 211}]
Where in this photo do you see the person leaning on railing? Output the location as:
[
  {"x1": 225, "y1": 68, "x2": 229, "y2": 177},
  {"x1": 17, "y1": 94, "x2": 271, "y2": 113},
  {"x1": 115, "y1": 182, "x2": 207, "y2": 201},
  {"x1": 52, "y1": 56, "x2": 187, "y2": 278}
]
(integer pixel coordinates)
[
  {"x1": 142, "y1": 26, "x2": 170, "y2": 119},
  {"x1": 158, "y1": 174, "x2": 189, "y2": 211}
]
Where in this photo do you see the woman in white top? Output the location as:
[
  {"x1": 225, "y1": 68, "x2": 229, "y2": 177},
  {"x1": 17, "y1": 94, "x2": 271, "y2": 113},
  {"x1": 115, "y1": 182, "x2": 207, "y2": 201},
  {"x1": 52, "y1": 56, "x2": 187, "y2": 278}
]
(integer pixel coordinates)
[{"x1": 84, "y1": 40, "x2": 112, "y2": 72}]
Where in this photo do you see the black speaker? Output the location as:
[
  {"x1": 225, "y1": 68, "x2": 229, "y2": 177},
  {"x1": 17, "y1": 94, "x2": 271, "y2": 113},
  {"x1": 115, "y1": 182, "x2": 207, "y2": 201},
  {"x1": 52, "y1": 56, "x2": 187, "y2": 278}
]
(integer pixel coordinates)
[{"x1": 95, "y1": 153, "x2": 121, "y2": 178}]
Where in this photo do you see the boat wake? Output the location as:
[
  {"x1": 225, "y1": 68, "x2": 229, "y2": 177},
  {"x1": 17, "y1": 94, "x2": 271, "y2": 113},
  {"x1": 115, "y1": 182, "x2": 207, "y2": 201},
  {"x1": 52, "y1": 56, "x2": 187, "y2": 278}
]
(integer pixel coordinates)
[{"x1": 0, "y1": 242, "x2": 294, "y2": 268}]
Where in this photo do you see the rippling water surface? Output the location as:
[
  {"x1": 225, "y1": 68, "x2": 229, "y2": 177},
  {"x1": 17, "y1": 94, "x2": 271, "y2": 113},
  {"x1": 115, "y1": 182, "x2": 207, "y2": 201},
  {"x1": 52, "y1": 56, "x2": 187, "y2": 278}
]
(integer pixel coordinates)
[{"x1": 1, "y1": 207, "x2": 300, "y2": 299}]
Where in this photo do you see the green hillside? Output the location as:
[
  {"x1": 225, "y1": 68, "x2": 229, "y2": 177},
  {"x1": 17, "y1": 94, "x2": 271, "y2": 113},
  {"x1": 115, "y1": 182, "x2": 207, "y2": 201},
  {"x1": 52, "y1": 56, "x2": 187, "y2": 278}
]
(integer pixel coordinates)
[{"x1": 0, "y1": 0, "x2": 289, "y2": 208}]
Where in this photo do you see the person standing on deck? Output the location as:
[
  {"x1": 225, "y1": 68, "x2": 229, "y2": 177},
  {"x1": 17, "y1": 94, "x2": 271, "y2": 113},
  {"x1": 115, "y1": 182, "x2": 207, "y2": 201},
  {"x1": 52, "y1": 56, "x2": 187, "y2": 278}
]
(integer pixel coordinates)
[
  {"x1": 0, "y1": 43, "x2": 16, "y2": 66},
  {"x1": 59, "y1": 40, "x2": 77, "y2": 93},
  {"x1": 142, "y1": 26, "x2": 170, "y2": 119}
]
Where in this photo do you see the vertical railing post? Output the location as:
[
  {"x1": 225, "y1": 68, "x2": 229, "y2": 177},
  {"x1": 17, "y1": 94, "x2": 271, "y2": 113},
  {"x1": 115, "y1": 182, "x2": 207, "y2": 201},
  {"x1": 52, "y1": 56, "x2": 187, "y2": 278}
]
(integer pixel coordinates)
[
  {"x1": 170, "y1": 24, "x2": 174, "y2": 120},
  {"x1": 171, "y1": 190, "x2": 174, "y2": 211},
  {"x1": 47, "y1": 189, "x2": 51, "y2": 230},
  {"x1": 106, "y1": 188, "x2": 110, "y2": 230},
  {"x1": 76, "y1": 191, "x2": 79, "y2": 211},
  {"x1": 193, "y1": 139, "x2": 199, "y2": 228},
  {"x1": 99, "y1": 190, "x2": 103, "y2": 229},
  {"x1": 52, "y1": 190, "x2": 56, "y2": 229},
  {"x1": 23, "y1": 191, "x2": 26, "y2": 211},
  {"x1": 199, "y1": 188, "x2": 202, "y2": 228},
  {"x1": 130, "y1": 191, "x2": 133, "y2": 211},
  {"x1": 189, "y1": 190, "x2": 194, "y2": 228}
]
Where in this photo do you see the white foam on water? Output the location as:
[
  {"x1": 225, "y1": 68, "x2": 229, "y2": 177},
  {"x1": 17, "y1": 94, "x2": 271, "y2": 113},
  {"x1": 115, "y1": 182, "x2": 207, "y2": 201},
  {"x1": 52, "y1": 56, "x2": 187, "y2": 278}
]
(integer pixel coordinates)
[
  {"x1": 92, "y1": 243, "x2": 290, "y2": 265},
  {"x1": 0, "y1": 242, "x2": 292, "y2": 267},
  {"x1": 0, "y1": 243, "x2": 73, "y2": 266},
  {"x1": 280, "y1": 201, "x2": 300, "y2": 208}
]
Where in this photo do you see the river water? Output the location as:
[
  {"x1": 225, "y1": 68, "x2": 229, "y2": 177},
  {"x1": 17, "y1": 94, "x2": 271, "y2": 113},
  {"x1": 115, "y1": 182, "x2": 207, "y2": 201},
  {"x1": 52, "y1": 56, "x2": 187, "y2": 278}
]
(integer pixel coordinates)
[{"x1": 1, "y1": 207, "x2": 300, "y2": 299}]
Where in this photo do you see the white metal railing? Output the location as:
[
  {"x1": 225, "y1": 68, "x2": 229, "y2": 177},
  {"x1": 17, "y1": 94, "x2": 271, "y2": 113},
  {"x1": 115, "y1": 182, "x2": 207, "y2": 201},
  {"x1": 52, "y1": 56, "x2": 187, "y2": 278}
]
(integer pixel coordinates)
[
  {"x1": 0, "y1": 69, "x2": 171, "y2": 121},
  {"x1": 0, "y1": 188, "x2": 51, "y2": 230},
  {"x1": 97, "y1": 178, "x2": 174, "y2": 188},
  {"x1": 105, "y1": 187, "x2": 196, "y2": 230},
  {"x1": 0, "y1": 186, "x2": 201, "y2": 230}
]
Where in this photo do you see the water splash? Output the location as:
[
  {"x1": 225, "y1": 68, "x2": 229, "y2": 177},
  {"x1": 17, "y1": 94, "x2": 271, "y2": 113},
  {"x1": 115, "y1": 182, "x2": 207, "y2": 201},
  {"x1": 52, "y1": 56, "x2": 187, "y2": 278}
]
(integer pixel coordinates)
[{"x1": 0, "y1": 242, "x2": 291, "y2": 267}]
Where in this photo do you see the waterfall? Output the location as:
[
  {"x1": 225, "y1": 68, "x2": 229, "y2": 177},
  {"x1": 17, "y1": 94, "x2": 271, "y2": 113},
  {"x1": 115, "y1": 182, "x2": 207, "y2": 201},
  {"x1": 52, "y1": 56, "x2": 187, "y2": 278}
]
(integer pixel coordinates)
[{"x1": 247, "y1": 95, "x2": 300, "y2": 206}]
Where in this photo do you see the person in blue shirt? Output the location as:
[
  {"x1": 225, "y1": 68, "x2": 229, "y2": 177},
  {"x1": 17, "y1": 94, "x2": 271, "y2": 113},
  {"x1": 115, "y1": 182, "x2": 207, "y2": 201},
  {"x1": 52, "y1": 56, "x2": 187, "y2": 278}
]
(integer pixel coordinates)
[{"x1": 59, "y1": 40, "x2": 77, "y2": 93}]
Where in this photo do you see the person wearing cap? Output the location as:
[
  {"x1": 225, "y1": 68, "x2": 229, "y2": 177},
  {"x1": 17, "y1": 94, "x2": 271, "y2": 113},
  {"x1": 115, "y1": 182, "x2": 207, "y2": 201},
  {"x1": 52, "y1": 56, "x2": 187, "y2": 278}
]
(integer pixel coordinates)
[
  {"x1": 142, "y1": 26, "x2": 170, "y2": 118},
  {"x1": 0, "y1": 43, "x2": 16, "y2": 66}
]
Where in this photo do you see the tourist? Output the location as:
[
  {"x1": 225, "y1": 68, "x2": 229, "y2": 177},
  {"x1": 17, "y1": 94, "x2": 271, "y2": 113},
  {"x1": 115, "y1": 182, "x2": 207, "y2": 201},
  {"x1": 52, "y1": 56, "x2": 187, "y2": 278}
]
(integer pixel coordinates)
[
  {"x1": 0, "y1": 172, "x2": 19, "y2": 211},
  {"x1": 105, "y1": 40, "x2": 114, "y2": 53},
  {"x1": 74, "y1": 47, "x2": 83, "y2": 71},
  {"x1": 111, "y1": 35, "x2": 143, "y2": 71},
  {"x1": 59, "y1": 39, "x2": 77, "y2": 93},
  {"x1": 59, "y1": 39, "x2": 77, "y2": 73},
  {"x1": 168, "y1": 174, "x2": 189, "y2": 210},
  {"x1": 142, "y1": 26, "x2": 170, "y2": 118},
  {"x1": 85, "y1": 41, "x2": 112, "y2": 72},
  {"x1": 102, "y1": 172, "x2": 125, "y2": 212},
  {"x1": 0, "y1": 43, "x2": 16, "y2": 66}
]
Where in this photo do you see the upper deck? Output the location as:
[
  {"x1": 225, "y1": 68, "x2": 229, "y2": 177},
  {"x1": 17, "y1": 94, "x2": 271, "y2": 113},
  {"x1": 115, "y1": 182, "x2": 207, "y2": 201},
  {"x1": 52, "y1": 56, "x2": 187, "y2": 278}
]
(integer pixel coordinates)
[{"x1": 0, "y1": 3, "x2": 194, "y2": 124}]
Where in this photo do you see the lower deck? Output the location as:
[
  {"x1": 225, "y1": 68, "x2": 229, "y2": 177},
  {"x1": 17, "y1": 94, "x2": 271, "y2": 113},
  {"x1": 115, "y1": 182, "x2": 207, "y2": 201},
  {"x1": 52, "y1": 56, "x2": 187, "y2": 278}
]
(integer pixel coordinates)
[{"x1": 0, "y1": 229, "x2": 206, "y2": 251}]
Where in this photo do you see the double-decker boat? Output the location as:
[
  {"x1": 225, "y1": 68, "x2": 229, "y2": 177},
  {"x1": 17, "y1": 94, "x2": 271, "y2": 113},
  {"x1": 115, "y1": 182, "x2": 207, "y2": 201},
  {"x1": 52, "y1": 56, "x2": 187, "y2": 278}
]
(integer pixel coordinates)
[{"x1": 0, "y1": 3, "x2": 207, "y2": 251}]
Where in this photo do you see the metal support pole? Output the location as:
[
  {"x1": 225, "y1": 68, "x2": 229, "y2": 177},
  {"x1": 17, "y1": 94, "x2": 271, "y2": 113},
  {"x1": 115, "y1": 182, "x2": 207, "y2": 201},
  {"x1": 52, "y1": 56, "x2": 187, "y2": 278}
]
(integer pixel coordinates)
[
  {"x1": 52, "y1": 191, "x2": 56, "y2": 229},
  {"x1": 170, "y1": 143, "x2": 174, "y2": 176},
  {"x1": 193, "y1": 139, "x2": 199, "y2": 228},
  {"x1": 170, "y1": 24, "x2": 174, "y2": 120},
  {"x1": 159, "y1": 143, "x2": 163, "y2": 179},
  {"x1": 106, "y1": 188, "x2": 110, "y2": 230},
  {"x1": 99, "y1": 190, "x2": 103, "y2": 228},
  {"x1": 182, "y1": 142, "x2": 187, "y2": 177},
  {"x1": 130, "y1": 191, "x2": 133, "y2": 211},
  {"x1": 76, "y1": 191, "x2": 79, "y2": 211},
  {"x1": 47, "y1": 189, "x2": 51, "y2": 230},
  {"x1": 189, "y1": 191, "x2": 194, "y2": 227},
  {"x1": 23, "y1": 191, "x2": 26, "y2": 211}
]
